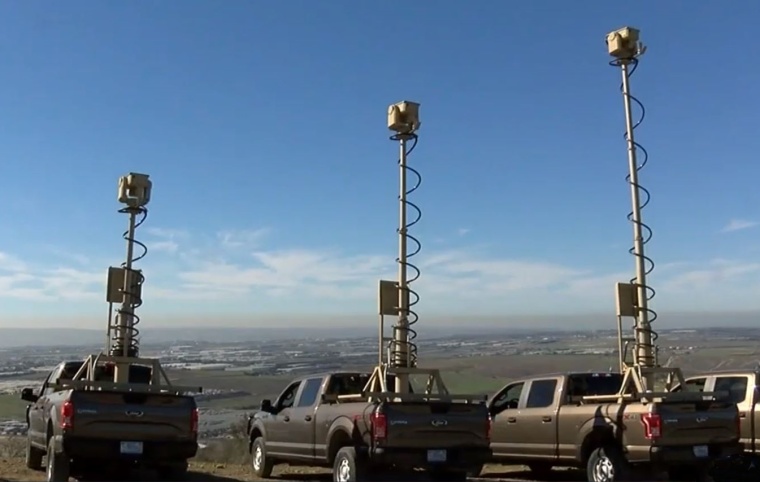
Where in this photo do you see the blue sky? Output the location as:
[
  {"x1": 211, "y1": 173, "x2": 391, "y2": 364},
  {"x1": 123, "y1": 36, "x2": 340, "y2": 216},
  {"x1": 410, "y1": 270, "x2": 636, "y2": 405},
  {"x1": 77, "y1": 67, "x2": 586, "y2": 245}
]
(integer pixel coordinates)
[{"x1": 1, "y1": 1, "x2": 759, "y2": 328}]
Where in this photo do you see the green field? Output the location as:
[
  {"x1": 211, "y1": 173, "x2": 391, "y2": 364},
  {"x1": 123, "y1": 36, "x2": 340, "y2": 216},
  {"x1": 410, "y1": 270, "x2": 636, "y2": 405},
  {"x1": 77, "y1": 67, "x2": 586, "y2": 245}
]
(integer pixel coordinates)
[
  {"x1": 0, "y1": 394, "x2": 27, "y2": 422},
  {"x1": 0, "y1": 347, "x2": 756, "y2": 421},
  {"x1": 175, "y1": 365, "x2": 506, "y2": 407}
]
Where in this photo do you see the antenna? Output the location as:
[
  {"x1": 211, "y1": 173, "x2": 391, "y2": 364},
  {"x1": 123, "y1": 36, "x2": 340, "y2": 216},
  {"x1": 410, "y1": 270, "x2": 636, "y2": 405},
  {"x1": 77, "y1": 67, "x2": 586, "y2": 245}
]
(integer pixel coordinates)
[
  {"x1": 106, "y1": 173, "x2": 151, "y2": 383},
  {"x1": 607, "y1": 27, "x2": 661, "y2": 390},
  {"x1": 52, "y1": 173, "x2": 201, "y2": 395},
  {"x1": 582, "y1": 27, "x2": 706, "y2": 403},
  {"x1": 339, "y1": 102, "x2": 485, "y2": 405},
  {"x1": 388, "y1": 101, "x2": 421, "y2": 393}
]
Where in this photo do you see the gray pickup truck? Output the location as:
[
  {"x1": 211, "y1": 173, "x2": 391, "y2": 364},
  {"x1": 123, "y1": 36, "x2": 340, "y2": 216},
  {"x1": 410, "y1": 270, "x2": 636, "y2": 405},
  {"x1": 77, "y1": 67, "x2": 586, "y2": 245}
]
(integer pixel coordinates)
[
  {"x1": 21, "y1": 360, "x2": 199, "y2": 482},
  {"x1": 247, "y1": 370, "x2": 492, "y2": 482}
]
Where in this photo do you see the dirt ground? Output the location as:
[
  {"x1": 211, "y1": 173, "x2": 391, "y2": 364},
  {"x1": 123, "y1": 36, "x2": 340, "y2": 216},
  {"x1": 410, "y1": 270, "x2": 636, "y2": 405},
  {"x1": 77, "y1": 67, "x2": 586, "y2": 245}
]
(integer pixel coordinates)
[{"x1": 0, "y1": 457, "x2": 585, "y2": 482}]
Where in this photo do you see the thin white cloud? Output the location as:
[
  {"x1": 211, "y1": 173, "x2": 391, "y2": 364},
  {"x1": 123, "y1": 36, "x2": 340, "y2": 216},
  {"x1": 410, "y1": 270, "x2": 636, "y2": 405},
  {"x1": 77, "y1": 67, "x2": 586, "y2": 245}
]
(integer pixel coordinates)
[
  {"x1": 144, "y1": 227, "x2": 188, "y2": 254},
  {"x1": 150, "y1": 240, "x2": 179, "y2": 253},
  {"x1": 721, "y1": 219, "x2": 758, "y2": 233},
  {"x1": 457, "y1": 228, "x2": 470, "y2": 236},
  {"x1": 217, "y1": 228, "x2": 272, "y2": 248},
  {"x1": 145, "y1": 227, "x2": 190, "y2": 239},
  {"x1": 0, "y1": 251, "x2": 28, "y2": 272},
  {"x1": 4, "y1": 232, "x2": 760, "y2": 314},
  {"x1": 0, "y1": 263, "x2": 102, "y2": 302}
]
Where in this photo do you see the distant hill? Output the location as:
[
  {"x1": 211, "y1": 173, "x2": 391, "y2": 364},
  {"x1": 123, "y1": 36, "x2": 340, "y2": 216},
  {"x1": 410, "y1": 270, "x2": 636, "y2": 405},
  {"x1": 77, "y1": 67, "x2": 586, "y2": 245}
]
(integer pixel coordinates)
[
  {"x1": 0, "y1": 326, "x2": 368, "y2": 348},
  {"x1": 0, "y1": 324, "x2": 579, "y2": 349},
  {"x1": 1, "y1": 311, "x2": 759, "y2": 349}
]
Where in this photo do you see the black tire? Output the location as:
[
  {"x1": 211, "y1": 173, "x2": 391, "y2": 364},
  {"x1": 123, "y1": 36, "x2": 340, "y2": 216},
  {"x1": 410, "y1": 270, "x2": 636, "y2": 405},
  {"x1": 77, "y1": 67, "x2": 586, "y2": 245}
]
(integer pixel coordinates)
[
  {"x1": 25, "y1": 437, "x2": 44, "y2": 471},
  {"x1": 251, "y1": 437, "x2": 274, "y2": 478},
  {"x1": 669, "y1": 466, "x2": 713, "y2": 482},
  {"x1": 45, "y1": 437, "x2": 70, "y2": 482},
  {"x1": 333, "y1": 446, "x2": 367, "y2": 482},
  {"x1": 527, "y1": 462, "x2": 554, "y2": 478},
  {"x1": 467, "y1": 464, "x2": 484, "y2": 477},
  {"x1": 586, "y1": 445, "x2": 631, "y2": 482},
  {"x1": 157, "y1": 461, "x2": 189, "y2": 480}
]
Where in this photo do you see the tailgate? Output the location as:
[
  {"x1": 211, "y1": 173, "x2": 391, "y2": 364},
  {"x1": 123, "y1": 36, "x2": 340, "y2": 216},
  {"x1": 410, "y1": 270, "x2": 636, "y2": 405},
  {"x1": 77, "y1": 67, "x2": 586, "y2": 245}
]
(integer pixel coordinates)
[
  {"x1": 70, "y1": 391, "x2": 196, "y2": 441},
  {"x1": 654, "y1": 401, "x2": 738, "y2": 446},
  {"x1": 382, "y1": 402, "x2": 490, "y2": 449}
]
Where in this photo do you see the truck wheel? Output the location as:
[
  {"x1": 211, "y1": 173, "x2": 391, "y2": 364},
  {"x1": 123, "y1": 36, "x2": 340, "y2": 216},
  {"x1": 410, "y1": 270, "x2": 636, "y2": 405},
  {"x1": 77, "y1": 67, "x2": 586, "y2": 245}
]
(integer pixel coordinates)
[
  {"x1": 45, "y1": 438, "x2": 70, "y2": 482},
  {"x1": 25, "y1": 437, "x2": 44, "y2": 471},
  {"x1": 586, "y1": 446, "x2": 630, "y2": 482},
  {"x1": 333, "y1": 446, "x2": 367, "y2": 482},
  {"x1": 157, "y1": 461, "x2": 189, "y2": 480},
  {"x1": 467, "y1": 464, "x2": 484, "y2": 477},
  {"x1": 252, "y1": 437, "x2": 274, "y2": 478}
]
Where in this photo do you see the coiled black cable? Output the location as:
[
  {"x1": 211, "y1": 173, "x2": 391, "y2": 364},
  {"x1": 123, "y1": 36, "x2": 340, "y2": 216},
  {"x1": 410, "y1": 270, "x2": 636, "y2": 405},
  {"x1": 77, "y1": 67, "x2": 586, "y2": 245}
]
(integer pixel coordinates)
[
  {"x1": 110, "y1": 206, "x2": 148, "y2": 358},
  {"x1": 610, "y1": 56, "x2": 658, "y2": 366},
  {"x1": 390, "y1": 132, "x2": 421, "y2": 368}
]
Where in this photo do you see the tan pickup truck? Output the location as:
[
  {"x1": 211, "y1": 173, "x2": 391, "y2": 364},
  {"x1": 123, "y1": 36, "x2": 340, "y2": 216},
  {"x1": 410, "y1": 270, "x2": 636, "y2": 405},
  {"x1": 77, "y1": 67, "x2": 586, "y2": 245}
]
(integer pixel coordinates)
[
  {"x1": 482, "y1": 371, "x2": 741, "y2": 482},
  {"x1": 677, "y1": 370, "x2": 760, "y2": 454},
  {"x1": 21, "y1": 360, "x2": 199, "y2": 482},
  {"x1": 246, "y1": 370, "x2": 492, "y2": 482}
]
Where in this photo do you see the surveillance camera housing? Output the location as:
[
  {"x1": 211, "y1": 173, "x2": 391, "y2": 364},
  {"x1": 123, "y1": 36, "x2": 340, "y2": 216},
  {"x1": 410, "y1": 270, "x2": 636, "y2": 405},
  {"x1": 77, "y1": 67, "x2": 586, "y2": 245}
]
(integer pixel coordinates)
[
  {"x1": 606, "y1": 26, "x2": 643, "y2": 59},
  {"x1": 118, "y1": 173, "x2": 152, "y2": 208},
  {"x1": 387, "y1": 101, "x2": 421, "y2": 134}
]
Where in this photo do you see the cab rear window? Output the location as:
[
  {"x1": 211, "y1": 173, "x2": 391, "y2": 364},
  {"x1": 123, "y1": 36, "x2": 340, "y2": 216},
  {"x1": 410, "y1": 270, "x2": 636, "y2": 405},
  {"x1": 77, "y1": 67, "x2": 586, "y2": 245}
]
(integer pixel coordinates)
[{"x1": 567, "y1": 373, "x2": 623, "y2": 397}]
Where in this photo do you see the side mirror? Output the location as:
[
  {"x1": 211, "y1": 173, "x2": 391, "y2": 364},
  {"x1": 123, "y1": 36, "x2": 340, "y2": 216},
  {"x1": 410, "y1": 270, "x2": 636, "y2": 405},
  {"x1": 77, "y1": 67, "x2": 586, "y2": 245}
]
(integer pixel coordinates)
[
  {"x1": 260, "y1": 399, "x2": 272, "y2": 412},
  {"x1": 321, "y1": 393, "x2": 338, "y2": 404},
  {"x1": 20, "y1": 388, "x2": 38, "y2": 403}
]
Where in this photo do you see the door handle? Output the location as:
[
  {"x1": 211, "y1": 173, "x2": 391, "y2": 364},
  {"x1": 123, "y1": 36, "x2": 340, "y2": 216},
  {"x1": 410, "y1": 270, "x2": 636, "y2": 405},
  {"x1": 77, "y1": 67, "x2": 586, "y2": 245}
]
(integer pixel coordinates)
[
  {"x1": 542, "y1": 416, "x2": 552, "y2": 423},
  {"x1": 304, "y1": 415, "x2": 312, "y2": 422},
  {"x1": 507, "y1": 417, "x2": 517, "y2": 423},
  {"x1": 740, "y1": 412, "x2": 747, "y2": 418},
  {"x1": 283, "y1": 416, "x2": 290, "y2": 422}
]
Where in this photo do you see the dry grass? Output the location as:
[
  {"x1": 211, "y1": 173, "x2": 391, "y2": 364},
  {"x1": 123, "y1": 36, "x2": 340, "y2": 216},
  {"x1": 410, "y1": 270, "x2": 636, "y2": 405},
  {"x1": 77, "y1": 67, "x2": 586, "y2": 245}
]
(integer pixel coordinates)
[
  {"x1": 193, "y1": 417, "x2": 251, "y2": 465},
  {"x1": 0, "y1": 436, "x2": 25, "y2": 458}
]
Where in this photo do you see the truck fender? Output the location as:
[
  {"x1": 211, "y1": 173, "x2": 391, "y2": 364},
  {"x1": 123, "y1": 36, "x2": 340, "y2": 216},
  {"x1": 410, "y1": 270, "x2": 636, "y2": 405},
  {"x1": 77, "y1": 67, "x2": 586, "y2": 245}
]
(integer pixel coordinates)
[
  {"x1": 249, "y1": 420, "x2": 269, "y2": 453},
  {"x1": 46, "y1": 408, "x2": 60, "y2": 439},
  {"x1": 575, "y1": 416, "x2": 621, "y2": 463},
  {"x1": 326, "y1": 416, "x2": 360, "y2": 465}
]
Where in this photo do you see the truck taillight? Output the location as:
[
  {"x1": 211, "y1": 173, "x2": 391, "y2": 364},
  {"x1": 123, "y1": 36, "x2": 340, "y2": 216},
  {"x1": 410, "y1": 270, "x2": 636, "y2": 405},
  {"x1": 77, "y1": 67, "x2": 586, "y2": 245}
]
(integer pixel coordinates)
[
  {"x1": 641, "y1": 413, "x2": 661, "y2": 440},
  {"x1": 60, "y1": 400, "x2": 74, "y2": 430},
  {"x1": 371, "y1": 412, "x2": 387, "y2": 440},
  {"x1": 486, "y1": 414, "x2": 492, "y2": 441},
  {"x1": 191, "y1": 408, "x2": 199, "y2": 434}
]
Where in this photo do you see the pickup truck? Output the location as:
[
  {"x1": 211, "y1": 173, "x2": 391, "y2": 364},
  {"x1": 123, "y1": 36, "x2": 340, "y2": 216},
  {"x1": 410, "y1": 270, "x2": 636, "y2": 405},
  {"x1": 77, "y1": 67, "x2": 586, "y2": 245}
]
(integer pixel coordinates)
[
  {"x1": 246, "y1": 370, "x2": 492, "y2": 482},
  {"x1": 21, "y1": 360, "x2": 199, "y2": 482},
  {"x1": 482, "y1": 371, "x2": 741, "y2": 482},
  {"x1": 676, "y1": 370, "x2": 760, "y2": 453}
]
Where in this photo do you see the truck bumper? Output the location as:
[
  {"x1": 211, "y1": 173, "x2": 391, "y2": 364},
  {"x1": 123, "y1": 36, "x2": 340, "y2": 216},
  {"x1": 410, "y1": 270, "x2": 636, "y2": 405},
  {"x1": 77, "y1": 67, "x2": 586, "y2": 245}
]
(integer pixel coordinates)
[
  {"x1": 61, "y1": 436, "x2": 198, "y2": 463},
  {"x1": 646, "y1": 441, "x2": 743, "y2": 467},
  {"x1": 367, "y1": 446, "x2": 492, "y2": 471}
]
